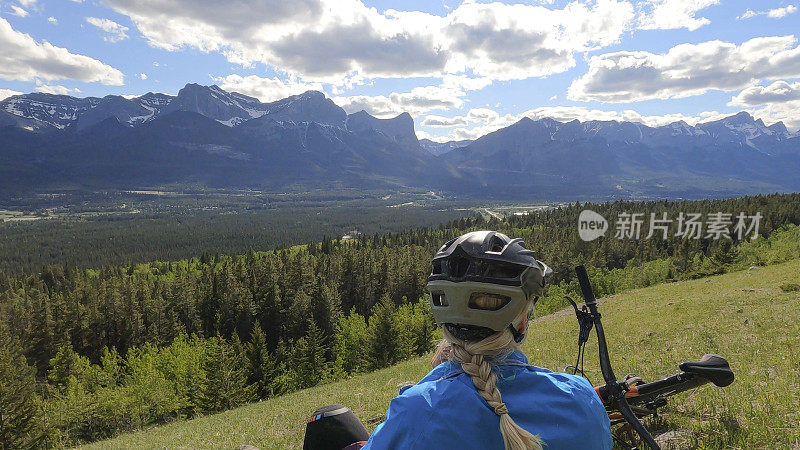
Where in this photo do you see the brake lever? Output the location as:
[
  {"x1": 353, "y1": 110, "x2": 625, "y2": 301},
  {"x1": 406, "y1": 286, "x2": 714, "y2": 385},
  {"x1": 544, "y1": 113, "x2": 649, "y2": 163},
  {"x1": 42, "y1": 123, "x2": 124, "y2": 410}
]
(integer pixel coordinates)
[{"x1": 565, "y1": 295, "x2": 594, "y2": 348}]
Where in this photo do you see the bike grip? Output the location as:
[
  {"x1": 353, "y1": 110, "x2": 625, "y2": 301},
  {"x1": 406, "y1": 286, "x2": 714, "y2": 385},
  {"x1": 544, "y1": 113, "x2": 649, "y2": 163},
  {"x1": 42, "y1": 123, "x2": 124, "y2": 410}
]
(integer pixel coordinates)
[{"x1": 575, "y1": 265, "x2": 596, "y2": 304}]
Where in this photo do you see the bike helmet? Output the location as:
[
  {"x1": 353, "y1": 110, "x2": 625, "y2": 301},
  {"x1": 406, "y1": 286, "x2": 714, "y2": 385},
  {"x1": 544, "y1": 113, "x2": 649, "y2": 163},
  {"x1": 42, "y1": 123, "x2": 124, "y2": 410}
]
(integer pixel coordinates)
[{"x1": 426, "y1": 230, "x2": 551, "y2": 343}]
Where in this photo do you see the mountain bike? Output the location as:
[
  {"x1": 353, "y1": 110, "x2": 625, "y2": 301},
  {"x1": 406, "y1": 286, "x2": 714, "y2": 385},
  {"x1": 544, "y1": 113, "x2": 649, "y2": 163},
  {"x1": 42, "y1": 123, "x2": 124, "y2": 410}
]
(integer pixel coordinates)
[{"x1": 566, "y1": 265, "x2": 734, "y2": 449}]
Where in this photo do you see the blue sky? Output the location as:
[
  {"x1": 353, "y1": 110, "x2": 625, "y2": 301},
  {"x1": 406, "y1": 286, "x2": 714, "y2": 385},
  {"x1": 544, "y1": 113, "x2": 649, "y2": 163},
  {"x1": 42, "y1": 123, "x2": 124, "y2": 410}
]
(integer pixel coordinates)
[{"x1": 1, "y1": 0, "x2": 799, "y2": 140}]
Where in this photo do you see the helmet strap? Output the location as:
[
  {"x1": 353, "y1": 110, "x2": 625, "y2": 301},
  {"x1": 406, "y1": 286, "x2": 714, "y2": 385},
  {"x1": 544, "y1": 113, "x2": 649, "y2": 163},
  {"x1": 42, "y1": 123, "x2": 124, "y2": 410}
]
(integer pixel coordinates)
[{"x1": 507, "y1": 323, "x2": 525, "y2": 344}]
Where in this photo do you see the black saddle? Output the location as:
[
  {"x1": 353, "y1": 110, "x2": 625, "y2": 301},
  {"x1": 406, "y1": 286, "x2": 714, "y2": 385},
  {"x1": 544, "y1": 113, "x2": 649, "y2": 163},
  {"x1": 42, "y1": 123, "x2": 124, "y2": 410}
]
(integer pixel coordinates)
[{"x1": 679, "y1": 354, "x2": 734, "y2": 387}]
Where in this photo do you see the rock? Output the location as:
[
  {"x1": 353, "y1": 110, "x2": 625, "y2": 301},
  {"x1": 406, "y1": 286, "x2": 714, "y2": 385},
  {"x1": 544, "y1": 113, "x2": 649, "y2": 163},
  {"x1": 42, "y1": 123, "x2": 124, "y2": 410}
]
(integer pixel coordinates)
[
  {"x1": 364, "y1": 414, "x2": 385, "y2": 424},
  {"x1": 749, "y1": 266, "x2": 761, "y2": 270},
  {"x1": 654, "y1": 430, "x2": 696, "y2": 449},
  {"x1": 239, "y1": 445, "x2": 259, "y2": 450}
]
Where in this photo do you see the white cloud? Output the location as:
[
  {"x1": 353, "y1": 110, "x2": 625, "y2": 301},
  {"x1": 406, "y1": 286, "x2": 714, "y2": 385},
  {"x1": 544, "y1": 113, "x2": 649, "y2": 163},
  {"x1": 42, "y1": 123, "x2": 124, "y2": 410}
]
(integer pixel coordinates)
[
  {"x1": 568, "y1": 35, "x2": 800, "y2": 102},
  {"x1": 47, "y1": 17, "x2": 58, "y2": 24},
  {"x1": 738, "y1": 4, "x2": 797, "y2": 20},
  {"x1": 137, "y1": 72, "x2": 147, "y2": 80},
  {"x1": 769, "y1": 4, "x2": 797, "y2": 18},
  {"x1": 420, "y1": 107, "x2": 517, "y2": 139},
  {"x1": 441, "y1": 0, "x2": 634, "y2": 80},
  {"x1": 729, "y1": 80, "x2": 800, "y2": 106},
  {"x1": 0, "y1": 18, "x2": 124, "y2": 85},
  {"x1": 35, "y1": 84, "x2": 81, "y2": 95},
  {"x1": 421, "y1": 115, "x2": 468, "y2": 127},
  {"x1": 0, "y1": 88, "x2": 23, "y2": 101},
  {"x1": 213, "y1": 74, "x2": 323, "y2": 102},
  {"x1": 106, "y1": 0, "x2": 634, "y2": 83},
  {"x1": 738, "y1": 9, "x2": 757, "y2": 20},
  {"x1": 727, "y1": 82, "x2": 800, "y2": 131},
  {"x1": 19, "y1": 0, "x2": 37, "y2": 6},
  {"x1": 637, "y1": 0, "x2": 719, "y2": 31},
  {"x1": 335, "y1": 85, "x2": 463, "y2": 118},
  {"x1": 740, "y1": 103, "x2": 800, "y2": 132},
  {"x1": 332, "y1": 75, "x2": 494, "y2": 118},
  {"x1": 10, "y1": 6, "x2": 29, "y2": 17},
  {"x1": 86, "y1": 17, "x2": 130, "y2": 43},
  {"x1": 440, "y1": 74, "x2": 492, "y2": 91}
]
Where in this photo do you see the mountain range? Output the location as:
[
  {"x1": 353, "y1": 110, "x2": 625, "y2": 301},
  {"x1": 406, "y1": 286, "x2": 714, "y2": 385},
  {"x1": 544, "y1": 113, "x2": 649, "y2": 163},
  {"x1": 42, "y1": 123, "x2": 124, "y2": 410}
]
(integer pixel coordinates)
[{"x1": 1, "y1": 83, "x2": 798, "y2": 200}]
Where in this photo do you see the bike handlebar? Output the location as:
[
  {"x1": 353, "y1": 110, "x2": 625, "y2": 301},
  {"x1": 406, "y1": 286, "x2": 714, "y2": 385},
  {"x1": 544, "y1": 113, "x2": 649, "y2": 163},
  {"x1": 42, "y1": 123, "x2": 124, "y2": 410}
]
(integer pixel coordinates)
[{"x1": 597, "y1": 353, "x2": 733, "y2": 410}]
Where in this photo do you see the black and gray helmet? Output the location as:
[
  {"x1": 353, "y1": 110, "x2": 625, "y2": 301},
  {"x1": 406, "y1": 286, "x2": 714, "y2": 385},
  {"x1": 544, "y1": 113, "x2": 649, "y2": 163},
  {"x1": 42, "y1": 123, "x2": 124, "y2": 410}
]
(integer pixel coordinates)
[{"x1": 426, "y1": 231, "x2": 551, "y2": 342}]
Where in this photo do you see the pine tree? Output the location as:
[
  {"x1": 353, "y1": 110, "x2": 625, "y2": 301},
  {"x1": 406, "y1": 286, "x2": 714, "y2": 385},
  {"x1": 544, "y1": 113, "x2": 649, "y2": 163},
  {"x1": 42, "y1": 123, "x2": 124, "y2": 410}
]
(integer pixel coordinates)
[
  {"x1": 292, "y1": 320, "x2": 329, "y2": 389},
  {"x1": 246, "y1": 325, "x2": 278, "y2": 399},
  {"x1": 366, "y1": 295, "x2": 397, "y2": 370},
  {"x1": 333, "y1": 309, "x2": 369, "y2": 375},
  {"x1": 0, "y1": 323, "x2": 45, "y2": 449},
  {"x1": 199, "y1": 337, "x2": 254, "y2": 413}
]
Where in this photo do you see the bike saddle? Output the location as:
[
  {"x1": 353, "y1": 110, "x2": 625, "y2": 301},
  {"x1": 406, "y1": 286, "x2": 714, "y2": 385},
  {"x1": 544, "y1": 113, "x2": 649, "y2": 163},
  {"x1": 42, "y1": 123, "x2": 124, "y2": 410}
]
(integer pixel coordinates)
[{"x1": 679, "y1": 354, "x2": 734, "y2": 387}]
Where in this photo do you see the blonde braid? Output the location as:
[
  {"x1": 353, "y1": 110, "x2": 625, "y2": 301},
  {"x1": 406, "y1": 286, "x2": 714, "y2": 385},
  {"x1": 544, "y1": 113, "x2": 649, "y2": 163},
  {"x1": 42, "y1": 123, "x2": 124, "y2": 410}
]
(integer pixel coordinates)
[{"x1": 443, "y1": 327, "x2": 544, "y2": 450}]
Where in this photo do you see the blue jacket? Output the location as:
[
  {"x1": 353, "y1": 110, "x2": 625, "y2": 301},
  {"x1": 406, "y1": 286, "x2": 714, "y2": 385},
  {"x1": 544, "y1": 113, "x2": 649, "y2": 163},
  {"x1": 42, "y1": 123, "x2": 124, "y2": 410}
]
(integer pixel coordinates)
[{"x1": 363, "y1": 351, "x2": 612, "y2": 449}]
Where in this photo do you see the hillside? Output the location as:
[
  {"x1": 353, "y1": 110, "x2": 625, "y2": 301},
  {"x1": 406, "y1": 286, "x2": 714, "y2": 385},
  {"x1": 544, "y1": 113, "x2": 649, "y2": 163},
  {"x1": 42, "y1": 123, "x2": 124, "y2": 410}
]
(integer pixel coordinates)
[{"x1": 85, "y1": 259, "x2": 800, "y2": 449}]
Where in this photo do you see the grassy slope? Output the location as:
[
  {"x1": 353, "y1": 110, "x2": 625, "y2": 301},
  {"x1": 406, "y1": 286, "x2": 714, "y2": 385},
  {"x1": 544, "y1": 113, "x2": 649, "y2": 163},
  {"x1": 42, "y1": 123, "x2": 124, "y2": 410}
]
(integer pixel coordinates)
[{"x1": 86, "y1": 260, "x2": 800, "y2": 449}]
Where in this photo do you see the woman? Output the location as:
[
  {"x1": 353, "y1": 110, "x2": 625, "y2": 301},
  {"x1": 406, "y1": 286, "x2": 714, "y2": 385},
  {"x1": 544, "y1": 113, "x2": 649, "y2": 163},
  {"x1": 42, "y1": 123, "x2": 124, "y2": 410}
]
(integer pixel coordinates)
[{"x1": 362, "y1": 231, "x2": 612, "y2": 449}]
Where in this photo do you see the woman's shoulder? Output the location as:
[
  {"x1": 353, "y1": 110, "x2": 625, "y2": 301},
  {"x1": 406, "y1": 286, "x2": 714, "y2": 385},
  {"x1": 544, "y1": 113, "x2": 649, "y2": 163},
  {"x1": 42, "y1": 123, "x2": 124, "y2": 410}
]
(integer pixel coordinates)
[{"x1": 364, "y1": 367, "x2": 484, "y2": 448}]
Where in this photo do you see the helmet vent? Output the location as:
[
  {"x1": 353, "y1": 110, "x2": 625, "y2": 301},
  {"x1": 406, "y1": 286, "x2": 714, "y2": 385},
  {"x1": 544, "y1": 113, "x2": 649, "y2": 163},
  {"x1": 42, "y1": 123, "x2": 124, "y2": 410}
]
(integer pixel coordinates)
[
  {"x1": 448, "y1": 254, "x2": 470, "y2": 277},
  {"x1": 488, "y1": 235, "x2": 506, "y2": 253},
  {"x1": 430, "y1": 292, "x2": 448, "y2": 307},
  {"x1": 482, "y1": 262, "x2": 525, "y2": 279},
  {"x1": 468, "y1": 293, "x2": 511, "y2": 311}
]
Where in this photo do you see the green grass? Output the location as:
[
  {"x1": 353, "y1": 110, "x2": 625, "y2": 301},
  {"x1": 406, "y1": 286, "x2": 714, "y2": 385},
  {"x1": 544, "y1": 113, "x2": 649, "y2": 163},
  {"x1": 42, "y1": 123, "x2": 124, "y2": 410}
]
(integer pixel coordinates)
[{"x1": 85, "y1": 260, "x2": 800, "y2": 449}]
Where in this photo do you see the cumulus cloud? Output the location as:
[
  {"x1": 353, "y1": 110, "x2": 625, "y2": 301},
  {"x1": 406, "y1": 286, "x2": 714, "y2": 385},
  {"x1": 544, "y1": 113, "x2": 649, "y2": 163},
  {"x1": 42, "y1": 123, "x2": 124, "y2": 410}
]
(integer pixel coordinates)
[
  {"x1": 420, "y1": 107, "x2": 516, "y2": 139},
  {"x1": 738, "y1": 5, "x2": 797, "y2": 20},
  {"x1": 334, "y1": 85, "x2": 465, "y2": 118},
  {"x1": 10, "y1": 6, "x2": 29, "y2": 17},
  {"x1": 568, "y1": 35, "x2": 800, "y2": 102},
  {"x1": 637, "y1": 0, "x2": 719, "y2": 31},
  {"x1": 729, "y1": 80, "x2": 800, "y2": 106},
  {"x1": 421, "y1": 115, "x2": 468, "y2": 127},
  {"x1": 86, "y1": 17, "x2": 129, "y2": 42},
  {"x1": 441, "y1": 0, "x2": 633, "y2": 80},
  {"x1": 107, "y1": 0, "x2": 442, "y2": 82},
  {"x1": 740, "y1": 103, "x2": 800, "y2": 131},
  {"x1": 106, "y1": 0, "x2": 634, "y2": 83},
  {"x1": 213, "y1": 74, "x2": 323, "y2": 102},
  {"x1": 0, "y1": 18, "x2": 124, "y2": 85},
  {"x1": 727, "y1": 83, "x2": 800, "y2": 131},
  {"x1": 0, "y1": 88, "x2": 23, "y2": 101},
  {"x1": 35, "y1": 84, "x2": 81, "y2": 95},
  {"x1": 137, "y1": 72, "x2": 147, "y2": 80},
  {"x1": 47, "y1": 17, "x2": 58, "y2": 24},
  {"x1": 331, "y1": 75, "x2": 496, "y2": 118}
]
